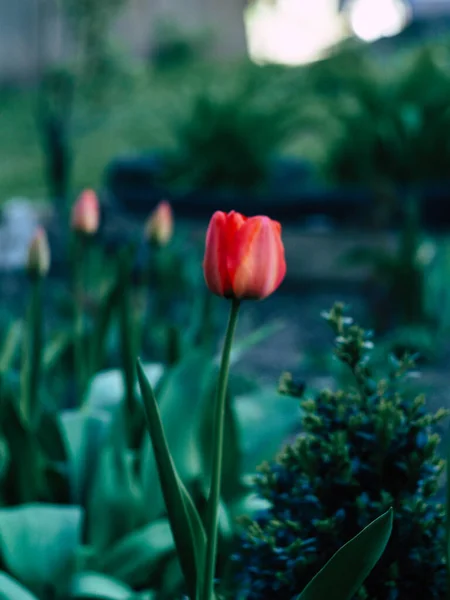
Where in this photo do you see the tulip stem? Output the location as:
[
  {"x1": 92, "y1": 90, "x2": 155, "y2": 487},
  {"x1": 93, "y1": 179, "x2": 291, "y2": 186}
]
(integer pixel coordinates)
[
  {"x1": 73, "y1": 233, "x2": 86, "y2": 405},
  {"x1": 21, "y1": 274, "x2": 43, "y2": 426},
  {"x1": 201, "y1": 298, "x2": 240, "y2": 600}
]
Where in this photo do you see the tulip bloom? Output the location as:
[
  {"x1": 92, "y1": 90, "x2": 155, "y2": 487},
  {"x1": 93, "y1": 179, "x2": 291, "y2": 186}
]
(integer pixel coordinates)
[
  {"x1": 27, "y1": 227, "x2": 50, "y2": 277},
  {"x1": 145, "y1": 200, "x2": 173, "y2": 247},
  {"x1": 71, "y1": 189, "x2": 100, "y2": 234},
  {"x1": 203, "y1": 211, "x2": 286, "y2": 300}
]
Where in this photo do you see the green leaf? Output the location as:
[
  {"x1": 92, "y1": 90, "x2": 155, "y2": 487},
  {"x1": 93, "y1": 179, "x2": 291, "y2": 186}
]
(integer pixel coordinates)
[
  {"x1": 0, "y1": 572, "x2": 39, "y2": 600},
  {"x1": 85, "y1": 365, "x2": 164, "y2": 415},
  {"x1": 61, "y1": 409, "x2": 111, "y2": 505},
  {"x1": 137, "y1": 360, "x2": 204, "y2": 600},
  {"x1": 234, "y1": 388, "x2": 300, "y2": 473},
  {"x1": 86, "y1": 435, "x2": 147, "y2": 552},
  {"x1": 296, "y1": 508, "x2": 393, "y2": 600},
  {"x1": 0, "y1": 504, "x2": 82, "y2": 590},
  {"x1": 70, "y1": 571, "x2": 134, "y2": 599},
  {"x1": 0, "y1": 322, "x2": 21, "y2": 375},
  {"x1": 1, "y1": 399, "x2": 47, "y2": 504},
  {"x1": 139, "y1": 352, "x2": 214, "y2": 521},
  {"x1": 199, "y1": 371, "x2": 241, "y2": 502},
  {"x1": 97, "y1": 520, "x2": 174, "y2": 588},
  {"x1": 42, "y1": 330, "x2": 72, "y2": 373},
  {"x1": 36, "y1": 410, "x2": 68, "y2": 463},
  {"x1": 226, "y1": 320, "x2": 285, "y2": 365}
]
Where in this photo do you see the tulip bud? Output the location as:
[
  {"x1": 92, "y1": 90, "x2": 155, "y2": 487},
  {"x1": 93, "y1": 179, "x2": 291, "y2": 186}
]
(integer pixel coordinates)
[
  {"x1": 203, "y1": 210, "x2": 286, "y2": 300},
  {"x1": 27, "y1": 227, "x2": 50, "y2": 277},
  {"x1": 71, "y1": 189, "x2": 100, "y2": 234},
  {"x1": 145, "y1": 201, "x2": 173, "y2": 247}
]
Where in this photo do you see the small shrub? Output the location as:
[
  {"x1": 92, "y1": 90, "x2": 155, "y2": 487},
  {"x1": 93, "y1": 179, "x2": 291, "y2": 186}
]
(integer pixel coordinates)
[
  {"x1": 235, "y1": 303, "x2": 448, "y2": 600},
  {"x1": 163, "y1": 81, "x2": 295, "y2": 192}
]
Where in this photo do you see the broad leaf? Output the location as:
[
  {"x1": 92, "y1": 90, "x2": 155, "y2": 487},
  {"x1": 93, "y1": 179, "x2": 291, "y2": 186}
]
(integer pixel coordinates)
[
  {"x1": 0, "y1": 504, "x2": 82, "y2": 591},
  {"x1": 235, "y1": 388, "x2": 301, "y2": 473},
  {"x1": 85, "y1": 365, "x2": 164, "y2": 415},
  {"x1": 70, "y1": 571, "x2": 134, "y2": 599},
  {"x1": 61, "y1": 410, "x2": 111, "y2": 505},
  {"x1": 296, "y1": 509, "x2": 393, "y2": 600},
  {"x1": 86, "y1": 435, "x2": 147, "y2": 552},
  {"x1": 97, "y1": 520, "x2": 174, "y2": 588},
  {"x1": 0, "y1": 572, "x2": 38, "y2": 600}
]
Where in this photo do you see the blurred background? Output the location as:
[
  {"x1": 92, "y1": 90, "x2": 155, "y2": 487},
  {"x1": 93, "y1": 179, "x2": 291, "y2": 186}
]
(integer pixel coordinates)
[
  {"x1": 2, "y1": 3, "x2": 450, "y2": 599},
  {"x1": 3, "y1": 0, "x2": 450, "y2": 408}
]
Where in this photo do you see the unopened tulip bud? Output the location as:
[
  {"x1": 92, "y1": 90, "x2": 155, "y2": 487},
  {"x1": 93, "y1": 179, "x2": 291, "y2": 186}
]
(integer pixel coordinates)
[
  {"x1": 71, "y1": 189, "x2": 100, "y2": 234},
  {"x1": 27, "y1": 227, "x2": 50, "y2": 277},
  {"x1": 203, "y1": 210, "x2": 286, "y2": 300},
  {"x1": 145, "y1": 201, "x2": 173, "y2": 247}
]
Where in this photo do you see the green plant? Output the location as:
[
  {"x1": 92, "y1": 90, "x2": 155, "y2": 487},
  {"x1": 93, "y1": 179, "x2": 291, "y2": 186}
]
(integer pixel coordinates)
[
  {"x1": 343, "y1": 197, "x2": 431, "y2": 332},
  {"x1": 163, "y1": 80, "x2": 296, "y2": 192},
  {"x1": 324, "y1": 46, "x2": 450, "y2": 199},
  {"x1": 236, "y1": 303, "x2": 448, "y2": 600}
]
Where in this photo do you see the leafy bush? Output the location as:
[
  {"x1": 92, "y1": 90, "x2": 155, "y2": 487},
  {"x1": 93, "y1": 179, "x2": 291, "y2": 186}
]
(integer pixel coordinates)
[
  {"x1": 235, "y1": 303, "x2": 448, "y2": 600},
  {"x1": 324, "y1": 47, "x2": 450, "y2": 189},
  {"x1": 163, "y1": 77, "x2": 297, "y2": 192}
]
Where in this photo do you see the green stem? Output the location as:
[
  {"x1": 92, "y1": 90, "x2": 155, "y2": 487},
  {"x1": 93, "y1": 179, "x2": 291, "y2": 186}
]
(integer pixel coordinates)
[
  {"x1": 21, "y1": 275, "x2": 43, "y2": 426},
  {"x1": 73, "y1": 234, "x2": 86, "y2": 405},
  {"x1": 201, "y1": 298, "x2": 240, "y2": 600},
  {"x1": 118, "y1": 253, "x2": 137, "y2": 416}
]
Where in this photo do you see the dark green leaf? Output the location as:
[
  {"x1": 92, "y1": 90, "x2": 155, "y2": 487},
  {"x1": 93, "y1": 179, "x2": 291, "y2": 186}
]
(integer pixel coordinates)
[
  {"x1": 137, "y1": 360, "x2": 204, "y2": 600},
  {"x1": 97, "y1": 520, "x2": 174, "y2": 588},
  {"x1": 139, "y1": 352, "x2": 214, "y2": 520},
  {"x1": 70, "y1": 571, "x2": 134, "y2": 599},
  {"x1": 296, "y1": 509, "x2": 393, "y2": 600},
  {"x1": 86, "y1": 436, "x2": 147, "y2": 551},
  {"x1": 0, "y1": 572, "x2": 39, "y2": 600},
  {"x1": 0, "y1": 504, "x2": 82, "y2": 590},
  {"x1": 0, "y1": 322, "x2": 21, "y2": 375},
  {"x1": 61, "y1": 410, "x2": 111, "y2": 505}
]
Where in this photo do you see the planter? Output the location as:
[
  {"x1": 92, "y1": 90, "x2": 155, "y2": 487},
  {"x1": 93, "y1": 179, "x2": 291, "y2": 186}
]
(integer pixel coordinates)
[{"x1": 104, "y1": 153, "x2": 375, "y2": 225}]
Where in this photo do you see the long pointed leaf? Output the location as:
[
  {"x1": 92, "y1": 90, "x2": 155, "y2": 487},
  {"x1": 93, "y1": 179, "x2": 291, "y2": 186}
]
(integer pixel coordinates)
[
  {"x1": 296, "y1": 508, "x2": 393, "y2": 600},
  {"x1": 137, "y1": 360, "x2": 203, "y2": 600},
  {"x1": 0, "y1": 322, "x2": 21, "y2": 374}
]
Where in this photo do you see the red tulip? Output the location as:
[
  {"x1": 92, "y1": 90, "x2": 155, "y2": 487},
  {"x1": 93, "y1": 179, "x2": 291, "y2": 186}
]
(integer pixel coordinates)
[
  {"x1": 145, "y1": 201, "x2": 173, "y2": 246},
  {"x1": 203, "y1": 211, "x2": 286, "y2": 300},
  {"x1": 27, "y1": 227, "x2": 50, "y2": 277},
  {"x1": 71, "y1": 189, "x2": 100, "y2": 234}
]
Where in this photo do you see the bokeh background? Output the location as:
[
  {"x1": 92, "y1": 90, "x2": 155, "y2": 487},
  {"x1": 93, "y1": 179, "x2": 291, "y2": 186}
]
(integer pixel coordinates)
[
  {"x1": 3, "y1": 0, "x2": 450, "y2": 399},
  {"x1": 2, "y1": 2, "x2": 450, "y2": 599}
]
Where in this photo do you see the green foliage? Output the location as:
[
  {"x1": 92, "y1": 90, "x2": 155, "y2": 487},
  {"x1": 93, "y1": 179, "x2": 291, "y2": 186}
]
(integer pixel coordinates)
[
  {"x1": 326, "y1": 46, "x2": 450, "y2": 183},
  {"x1": 343, "y1": 197, "x2": 429, "y2": 331},
  {"x1": 296, "y1": 509, "x2": 393, "y2": 600},
  {"x1": 163, "y1": 76, "x2": 297, "y2": 192},
  {"x1": 62, "y1": 0, "x2": 128, "y2": 83},
  {"x1": 236, "y1": 303, "x2": 449, "y2": 600},
  {"x1": 321, "y1": 45, "x2": 450, "y2": 223},
  {"x1": 0, "y1": 274, "x2": 298, "y2": 599}
]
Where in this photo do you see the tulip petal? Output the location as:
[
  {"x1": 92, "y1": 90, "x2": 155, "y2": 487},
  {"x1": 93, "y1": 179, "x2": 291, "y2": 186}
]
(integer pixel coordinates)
[
  {"x1": 203, "y1": 211, "x2": 232, "y2": 296},
  {"x1": 229, "y1": 216, "x2": 286, "y2": 299}
]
